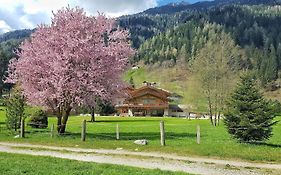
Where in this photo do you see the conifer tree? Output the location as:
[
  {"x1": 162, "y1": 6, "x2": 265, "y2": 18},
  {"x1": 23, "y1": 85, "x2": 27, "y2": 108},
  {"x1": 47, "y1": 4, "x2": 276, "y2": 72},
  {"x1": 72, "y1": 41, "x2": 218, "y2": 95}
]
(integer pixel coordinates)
[
  {"x1": 224, "y1": 73, "x2": 277, "y2": 142},
  {"x1": 276, "y1": 43, "x2": 281, "y2": 69},
  {"x1": 6, "y1": 86, "x2": 25, "y2": 131},
  {"x1": 177, "y1": 44, "x2": 188, "y2": 64},
  {"x1": 267, "y1": 45, "x2": 278, "y2": 81}
]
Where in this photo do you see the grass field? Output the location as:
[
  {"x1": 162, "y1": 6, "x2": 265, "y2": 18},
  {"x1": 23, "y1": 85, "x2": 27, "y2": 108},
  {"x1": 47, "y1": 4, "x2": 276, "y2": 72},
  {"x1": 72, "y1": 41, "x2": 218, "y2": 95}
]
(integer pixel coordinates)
[
  {"x1": 0, "y1": 152, "x2": 188, "y2": 175},
  {"x1": 0, "y1": 106, "x2": 281, "y2": 163}
]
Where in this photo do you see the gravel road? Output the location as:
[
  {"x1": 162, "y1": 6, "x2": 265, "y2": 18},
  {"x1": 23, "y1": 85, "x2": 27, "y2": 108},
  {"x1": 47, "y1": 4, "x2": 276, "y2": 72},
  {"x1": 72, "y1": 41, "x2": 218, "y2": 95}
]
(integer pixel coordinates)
[{"x1": 0, "y1": 142, "x2": 280, "y2": 175}]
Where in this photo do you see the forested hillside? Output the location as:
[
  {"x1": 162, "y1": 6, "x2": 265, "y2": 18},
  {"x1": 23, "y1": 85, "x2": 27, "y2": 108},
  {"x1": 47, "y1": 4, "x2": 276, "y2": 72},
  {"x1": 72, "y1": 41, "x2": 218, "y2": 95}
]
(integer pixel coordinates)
[
  {"x1": 0, "y1": 29, "x2": 33, "y2": 43},
  {"x1": 119, "y1": 0, "x2": 281, "y2": 112},
  {"x1": 119, "y1": 0, "x2": 281, "y2": 48},
  {"x1": 0, "y1": 30, "x2": 32, "y2": 96},
  {"x1": 120, "y1": 2, "x2": 281, "y2": 87}
]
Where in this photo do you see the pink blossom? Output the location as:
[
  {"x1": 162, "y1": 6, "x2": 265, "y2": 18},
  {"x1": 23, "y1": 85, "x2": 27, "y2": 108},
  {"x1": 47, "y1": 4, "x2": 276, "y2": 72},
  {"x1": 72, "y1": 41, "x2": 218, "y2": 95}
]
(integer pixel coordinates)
[{"x1": 6, "y1": 7, "x2": 135, "y2": 133}]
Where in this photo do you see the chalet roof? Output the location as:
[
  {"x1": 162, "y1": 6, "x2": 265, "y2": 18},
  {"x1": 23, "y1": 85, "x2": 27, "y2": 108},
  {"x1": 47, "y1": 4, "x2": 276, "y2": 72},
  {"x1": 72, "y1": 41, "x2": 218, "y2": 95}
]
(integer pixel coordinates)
[
  {"x1": 116, "y1": 84, "x2": 171, "y2": 101},
  {"x1": 128, "y1": 85, "x2": 171, "y2": 100},
  {"x1": 169, "y1": 104, "x2": 184, "y2": 112},
  {"x1": 133, "y1": 85, "x2": 170, "y2": 95},
  {"x1": 125, "y1": 86, "x2": 135, "y2": 93},
  {"x1": 115, "y1": 86, "x2": 135, "y2": 98}
]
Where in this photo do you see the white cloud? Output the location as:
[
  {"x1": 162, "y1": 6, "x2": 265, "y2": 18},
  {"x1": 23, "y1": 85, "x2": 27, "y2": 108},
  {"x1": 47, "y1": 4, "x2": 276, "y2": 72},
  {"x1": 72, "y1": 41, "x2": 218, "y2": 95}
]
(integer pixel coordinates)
[
  {"x1": 69, "y1": 0, "x2": 158, "y2": 17},
  {"x1": 21, "y1": 0, "x2": 68, "y2": 15},
  {"x1": 0, "y1": 0, "x2": 158, "y2": 33},
  {"x1": 19, "y1": 16, "x2": 36, "y2": 29},
  {"x1": 0, "y1": 20, "x2": 12, "y2": 33}
]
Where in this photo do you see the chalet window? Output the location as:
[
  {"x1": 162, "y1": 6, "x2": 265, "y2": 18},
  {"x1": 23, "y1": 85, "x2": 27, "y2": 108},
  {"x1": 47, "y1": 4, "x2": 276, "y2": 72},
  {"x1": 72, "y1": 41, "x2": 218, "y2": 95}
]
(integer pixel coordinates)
[
  {"x1": 152, "y1": 110, "x2": 157, "y2": 115},
  {"x1": 143, "y1": 98, "x2": 155, "y2": 104},
  {"x1": 143, "y1": 99, "x2": 149, "y2": 104}
]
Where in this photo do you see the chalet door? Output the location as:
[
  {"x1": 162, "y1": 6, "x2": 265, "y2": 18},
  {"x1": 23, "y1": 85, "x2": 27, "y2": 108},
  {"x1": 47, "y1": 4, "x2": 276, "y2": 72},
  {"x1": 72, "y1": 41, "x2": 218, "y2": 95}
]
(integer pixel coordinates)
[
  {"x1": 152, "y1": 110, "x2": 157, "y2": 116},
  {"x1": 158, "y1": 109, "x2": 164, "y2": 116}
]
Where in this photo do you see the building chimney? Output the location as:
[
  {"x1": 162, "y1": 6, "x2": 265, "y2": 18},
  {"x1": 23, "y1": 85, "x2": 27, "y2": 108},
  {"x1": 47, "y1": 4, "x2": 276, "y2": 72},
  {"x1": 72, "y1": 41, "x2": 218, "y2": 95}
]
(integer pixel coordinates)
[{"x1": 143, "y1": 81, "x2": 157, "y2": 87}]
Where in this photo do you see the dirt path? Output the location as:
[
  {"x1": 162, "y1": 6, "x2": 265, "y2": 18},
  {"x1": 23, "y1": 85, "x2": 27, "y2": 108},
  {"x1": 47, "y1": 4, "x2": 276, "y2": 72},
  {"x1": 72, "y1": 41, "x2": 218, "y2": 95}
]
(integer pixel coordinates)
[{"x1": 0, "y1": 142, "x2": 280, "y2": 175}]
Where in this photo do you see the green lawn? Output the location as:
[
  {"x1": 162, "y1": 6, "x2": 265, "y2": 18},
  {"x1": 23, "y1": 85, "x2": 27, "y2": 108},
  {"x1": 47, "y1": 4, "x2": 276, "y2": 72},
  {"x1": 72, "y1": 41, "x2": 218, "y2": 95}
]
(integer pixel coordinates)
[
  {"x1": 0, "y1": 106, "x2": 281, "y2": 163},
  {"x1": 0, "y1": 152, "x2": 187, "y2": 175}
]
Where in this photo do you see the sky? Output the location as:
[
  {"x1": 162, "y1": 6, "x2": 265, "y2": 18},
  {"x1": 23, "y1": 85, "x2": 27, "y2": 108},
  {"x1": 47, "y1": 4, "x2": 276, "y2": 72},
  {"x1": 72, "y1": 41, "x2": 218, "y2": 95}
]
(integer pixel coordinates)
[{"x1": 0, "y1": 0, "x2": 210, "y2": 34}]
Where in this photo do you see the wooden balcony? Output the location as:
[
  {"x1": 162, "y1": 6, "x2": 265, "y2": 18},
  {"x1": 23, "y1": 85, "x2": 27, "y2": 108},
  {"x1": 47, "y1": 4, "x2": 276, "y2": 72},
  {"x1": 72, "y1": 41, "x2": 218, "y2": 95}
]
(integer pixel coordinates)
[{"x1": 116, "y1": 103, "x2": 168, "y2": 109}]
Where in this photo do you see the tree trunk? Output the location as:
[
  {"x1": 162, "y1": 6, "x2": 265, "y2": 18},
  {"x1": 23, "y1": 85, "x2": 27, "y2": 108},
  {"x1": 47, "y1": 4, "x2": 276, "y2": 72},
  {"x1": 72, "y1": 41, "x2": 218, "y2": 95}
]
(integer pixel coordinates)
[
  {"x1": 57, "y1": 115, "x2": 62, "y2": 133},
  {"x1": 56, "y1": 108, "x2": 63, "y2": 132},
  {"x1": 59, "y1": 107, "x2": 72, "y2": 134},
  {"x1": 90, "y1": 106, "x2": 95, "y2": 122},
  {"x1": 18, "y1": 116, "x2": 22, "y2": 131},
  {"x1": 0, "y1": 85, "x2": 2, "y2": 98},
  {"x1": 207, "y1": 96, "x2": 214, "y2": 126},
  {"x1": 218, "y1": 111, "x2": 221, "y2": 126},
  {"x1": 214, "y1": 113, "x2": 217, "y2": 126}
]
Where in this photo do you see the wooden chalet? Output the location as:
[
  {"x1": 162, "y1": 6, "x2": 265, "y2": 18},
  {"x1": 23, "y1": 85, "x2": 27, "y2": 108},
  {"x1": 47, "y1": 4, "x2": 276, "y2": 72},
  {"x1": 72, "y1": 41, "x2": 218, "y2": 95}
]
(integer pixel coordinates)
[{"x1": 115, "y1": 82, "x2": 171, "y2": 116}]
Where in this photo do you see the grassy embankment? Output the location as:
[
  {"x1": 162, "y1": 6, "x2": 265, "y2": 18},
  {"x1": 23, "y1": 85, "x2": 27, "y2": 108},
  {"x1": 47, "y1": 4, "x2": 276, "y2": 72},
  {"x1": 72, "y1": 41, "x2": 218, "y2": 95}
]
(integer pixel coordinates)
[{"x1": 0, "y1": 106, "x2": 281, "y2": 163}]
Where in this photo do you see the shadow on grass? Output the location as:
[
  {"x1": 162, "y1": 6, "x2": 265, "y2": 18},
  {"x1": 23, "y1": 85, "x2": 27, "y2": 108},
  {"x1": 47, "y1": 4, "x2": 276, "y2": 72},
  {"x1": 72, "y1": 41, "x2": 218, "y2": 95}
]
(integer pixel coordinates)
[
  {"x1": 87, "y1": 119, "x2": 161, "y2": 123},
  {"x1": 26, "y1": 130, "x2": 49, "y2": 134},
  {"x1": 0, "y1": 122, "x2": 5, "y2": 125},
  {"x1": 54, "y1": 132, "x2": 197, "y2": 141},
  {"x1": 252, "y1": 142, "x2": 281, "y2": 148}
]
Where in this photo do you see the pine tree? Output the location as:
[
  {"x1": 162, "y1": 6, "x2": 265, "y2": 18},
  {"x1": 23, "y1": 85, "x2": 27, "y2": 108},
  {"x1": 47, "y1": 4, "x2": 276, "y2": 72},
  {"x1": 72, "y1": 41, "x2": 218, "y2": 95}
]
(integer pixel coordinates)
[
  {"x1": 260, "y1": 45, "x2": 278, "y2": 85},
  {"x1": 224, "y1": 73, "x2": 277, "y2": 142},
  {"x1": 276, "y1": 43, "x2": 281, "y2": 69},
  {"x1": 267, "y1": 45, "x2": 278, "y2": 81},
  {"x1": 6, "y1": 87, "x2": 25, "y2": 131},
  {"x1": 177, "y1": 44, "x2": 188, "y2": 64}
]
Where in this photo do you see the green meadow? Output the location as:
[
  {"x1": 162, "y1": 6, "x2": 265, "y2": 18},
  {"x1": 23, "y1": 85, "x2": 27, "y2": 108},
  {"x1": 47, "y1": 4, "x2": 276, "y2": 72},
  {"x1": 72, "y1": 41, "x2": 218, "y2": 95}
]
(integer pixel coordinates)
[{"x1": 0, "y1": 106, "x2": 280, "y2": 163}]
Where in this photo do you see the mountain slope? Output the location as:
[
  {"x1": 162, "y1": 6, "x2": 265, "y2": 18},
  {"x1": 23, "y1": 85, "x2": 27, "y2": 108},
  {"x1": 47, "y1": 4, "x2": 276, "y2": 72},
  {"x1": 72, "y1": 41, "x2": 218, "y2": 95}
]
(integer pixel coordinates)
[
  {"x1": 119, "y1": 0, "x2": 281, "y2": 48},
  {"x1": 143, "y1": 0, "x2": 281, "y2": 15},
  {"x1": 0, "y1": 29, "x2": 33, "y2": 43}
]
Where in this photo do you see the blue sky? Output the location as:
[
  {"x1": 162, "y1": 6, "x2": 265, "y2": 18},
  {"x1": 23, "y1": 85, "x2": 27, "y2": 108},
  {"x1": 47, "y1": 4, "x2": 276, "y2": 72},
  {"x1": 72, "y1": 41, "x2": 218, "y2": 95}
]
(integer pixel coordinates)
[
  {"x1": 0, "y1": 0, "x2": 212, "y2": 33},
  {"x1": 158, "y1": 0, "x2": 211, "y2": 6}
]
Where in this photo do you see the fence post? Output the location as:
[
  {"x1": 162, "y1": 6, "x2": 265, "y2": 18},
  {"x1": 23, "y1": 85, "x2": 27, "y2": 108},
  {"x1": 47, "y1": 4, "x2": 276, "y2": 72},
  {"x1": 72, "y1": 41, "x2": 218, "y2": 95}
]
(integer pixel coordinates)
[
  {"x1": 196, "y1": 124, "x2": 200, "y2": 144},
  {"x1": 50, "y1": 123, "x2": 55, "y2": 138},
  {"x1": 81, "y1": 120, "x2": 86, "y2": 141},
  {"x1": 160, "y1": 120, "x2": 165, "y2": 146},
  {"x1": 20, "y1": 118, "x2": 25, "y2": 138},
  {"x1": 116, "y1": 124, "x2": 120, "y2": 140}
]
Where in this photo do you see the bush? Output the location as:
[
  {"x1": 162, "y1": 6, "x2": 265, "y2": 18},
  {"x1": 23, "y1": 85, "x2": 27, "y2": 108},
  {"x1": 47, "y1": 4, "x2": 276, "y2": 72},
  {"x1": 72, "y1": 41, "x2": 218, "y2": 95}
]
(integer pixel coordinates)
[
  {"x1": 0, "y1": 98, "x2": 6, "y2": 106},
  {"x1": 28, "y1": 109, "x2": 48, "y2": 128},
  {"x1": 95, "y1": 98, "x2": 116, "y2": 116}
]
